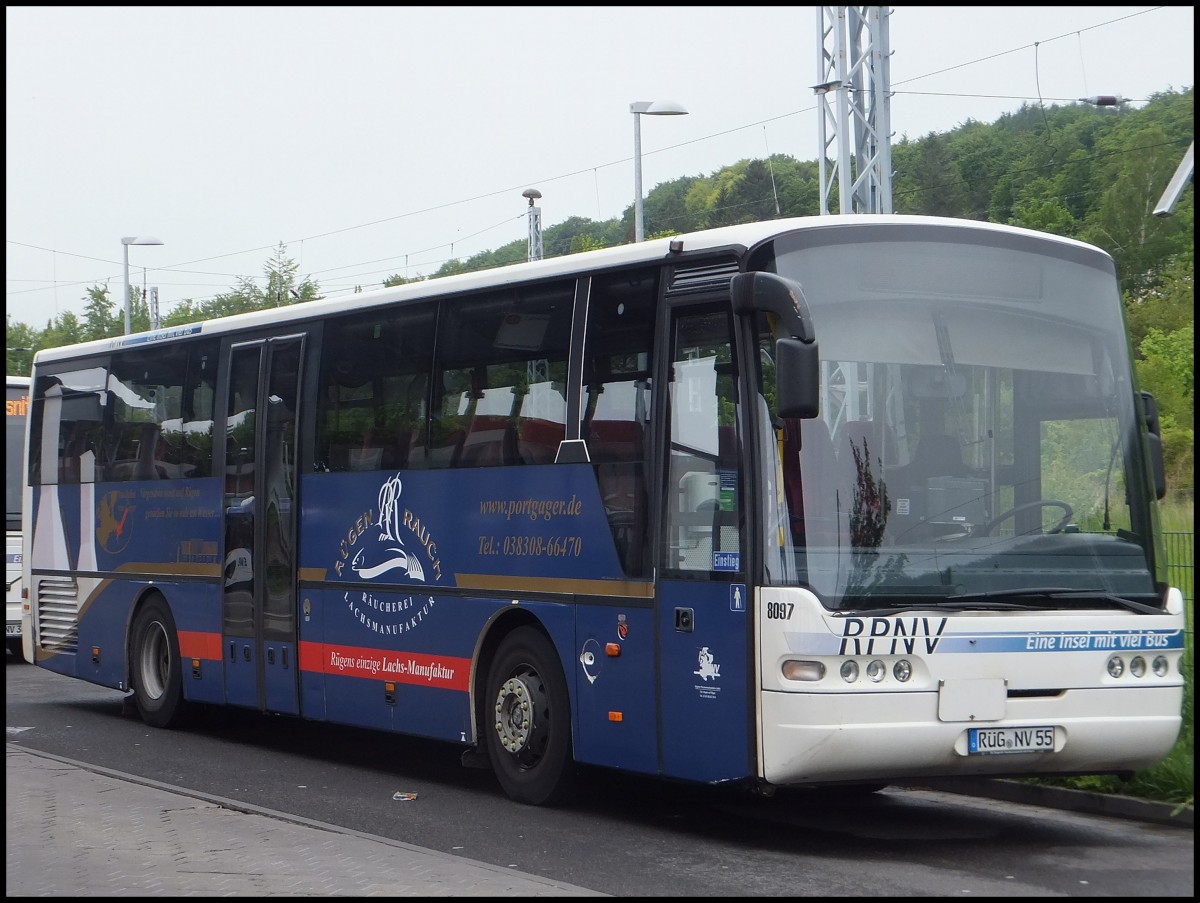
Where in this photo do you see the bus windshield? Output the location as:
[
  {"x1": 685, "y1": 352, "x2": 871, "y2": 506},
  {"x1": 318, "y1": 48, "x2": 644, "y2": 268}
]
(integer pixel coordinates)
[{"x1": 762, "y1": 225, "x2": 1162, "y2": 611}]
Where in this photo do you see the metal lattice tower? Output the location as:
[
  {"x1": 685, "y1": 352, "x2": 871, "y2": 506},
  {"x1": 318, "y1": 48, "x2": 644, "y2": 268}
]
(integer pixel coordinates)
[{"x1": 814, "y1": 6, "x2": 893, "y2": 215}]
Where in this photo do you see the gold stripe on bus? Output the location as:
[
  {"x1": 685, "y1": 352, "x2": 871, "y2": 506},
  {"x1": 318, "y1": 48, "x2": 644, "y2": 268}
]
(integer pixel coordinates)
[
  {"x1": 453, "y1": 573, "x2": 654, "y2": 599},
  {"x1": 74, "y1": 567, "x2": 217, "y2": 620},
  {"x1": 112, "y1": 562, "x2": 222, "y2": 578},
  {"x1": 299, "y1": 567, "x2": 327, "y2": 582}
]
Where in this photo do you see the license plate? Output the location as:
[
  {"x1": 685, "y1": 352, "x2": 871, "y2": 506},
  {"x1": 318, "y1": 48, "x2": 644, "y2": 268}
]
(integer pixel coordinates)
[
  {"x1": 968, "y1": 725, "x2": 1055, "y2": 754},
  {"x1": 5, "y1": 624, "x2": 20, "y2": 637}
]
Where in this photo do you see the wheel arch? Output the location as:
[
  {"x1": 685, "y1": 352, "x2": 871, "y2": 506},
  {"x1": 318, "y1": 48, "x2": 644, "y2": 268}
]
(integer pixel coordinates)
[
  {"x1": 123, "y1": 585, "x2": 175, "y2": 692},
  {"x1": 469, "y1": 606, "x2": 547, "y2": 746}
]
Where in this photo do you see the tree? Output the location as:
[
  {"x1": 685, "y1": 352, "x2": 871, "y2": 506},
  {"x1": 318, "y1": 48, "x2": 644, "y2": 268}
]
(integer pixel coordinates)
[
  {"x1": 383, "y1": 273, "x2": 425, "y2": 288},
  {"x1": 1009, "y1": 193, "x2": 1075, "y2": 235},
  {"x1": 262, "y1": 242, "x2": 320, "y2": 306},
  {"x1": 1079, "y1": 125, "x2": 1187, "y2": 292},
  {"x1": 1125, "y1": 257, "x2": 1194, "y2": 353},
  {"x1": 5, "y1": 316, "x2": 36, "y2": 376},
  {"x1": 81, "y1": 285, "x2": 119, "y2": 341},
  {"x1": 1136, "y1": 324, "x2": 1194, "y2": 488},
  {"x1": 569, "y1": 233, "x2": 604, "y2": 254},
  {"x1": 40, "y1": 311, "x2": 83, "y2": 350},
  {"x1": 158, "y1": 243, "x2": 321, "y2": 326}
]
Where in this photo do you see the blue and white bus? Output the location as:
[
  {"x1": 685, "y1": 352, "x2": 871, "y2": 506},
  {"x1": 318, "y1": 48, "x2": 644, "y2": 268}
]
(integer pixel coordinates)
[{"x1": 23, "y1": 215, "x2": 1184, "y2": 805}]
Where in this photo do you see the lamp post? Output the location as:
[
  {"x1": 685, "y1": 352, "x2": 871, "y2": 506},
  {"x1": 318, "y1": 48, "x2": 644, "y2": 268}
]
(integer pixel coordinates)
[
  {"x1": 122, "y1": 236, "x2": 163, "y2": 334},
  {"x1": 630, "y1": 100, "x2": 688, "y2": 242}
]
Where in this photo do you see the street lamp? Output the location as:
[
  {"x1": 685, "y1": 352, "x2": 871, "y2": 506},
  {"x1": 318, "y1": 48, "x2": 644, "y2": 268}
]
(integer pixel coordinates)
[
  {"x1": 122, "y1": 236, "x2": 163, "y2": 334},
  {"x1": 630, "y1": 100, "x2": 688, "y2": 242}
]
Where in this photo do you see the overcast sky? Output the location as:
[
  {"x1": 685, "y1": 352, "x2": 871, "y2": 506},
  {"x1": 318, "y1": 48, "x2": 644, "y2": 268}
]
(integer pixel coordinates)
[{"x1": 5, "y1": 5, "x2": 1194, "y2": 330}]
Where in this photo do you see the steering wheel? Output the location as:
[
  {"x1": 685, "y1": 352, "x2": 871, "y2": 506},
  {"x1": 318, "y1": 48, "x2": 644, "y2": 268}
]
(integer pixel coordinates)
[{"x1": 978, "y1": 500, "x2": 1073, "y2": 537}]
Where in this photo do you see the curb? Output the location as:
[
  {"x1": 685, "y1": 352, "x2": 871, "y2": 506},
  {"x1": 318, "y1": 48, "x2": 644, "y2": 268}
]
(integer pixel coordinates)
[{"x1": 920, "y1": 777, "x2": 1194, "y2": 829}]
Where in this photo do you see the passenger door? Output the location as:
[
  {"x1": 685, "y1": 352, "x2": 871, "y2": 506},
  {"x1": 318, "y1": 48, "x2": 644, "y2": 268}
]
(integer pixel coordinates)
[
  {"x1": 656, "y1": 303, "x2": 753, "y2": 783},
  {"x1": 221, "y1": 335, "x2": 305, "y2": 714}
]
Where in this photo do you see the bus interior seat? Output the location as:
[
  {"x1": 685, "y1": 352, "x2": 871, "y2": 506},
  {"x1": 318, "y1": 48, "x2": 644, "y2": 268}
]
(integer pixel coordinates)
[
  {"x1": 516, "y1": 381, "x2": 566, "y2": 464},
  {"x1": 587, "y1": 418, "x2": 642, "y2": 462},
  {"x1": 59, "y1": 425, "x2": 94, "y2": 484},
  {"x1": 457, "y1": 414, "x2": 517, "y2": 466},
  {"x1": 344, "y1": 424, "x2": 415, "y2": 472},
  {"x1": 914, "y1": 432, "x2": 967, "y2": 477},
  {"x1": 884, "y1": 432, "x2": 975, "y2": 541},
  {"x1": 587, "y1": 418, "x2": 647, "y2": 573},
  {"x1": 885, "y1": 431, "x2": 968, "y2": 494},
  {"x1": 516, "y1": 417, "x2": 564, "y2": 465},
  {"x1": 839, "y1": 420, "x2": 896, "y2": 471},
  {"x1": 348, "y1": 440, "x2": 385, "y2": 471}
]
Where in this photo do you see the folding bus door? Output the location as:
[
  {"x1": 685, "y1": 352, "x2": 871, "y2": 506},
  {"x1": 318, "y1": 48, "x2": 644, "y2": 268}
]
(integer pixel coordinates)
[
  {"x1": 656, "y1": 303, "x2": 753, "y2": 784},
  {"x1": 221, "y1": 334, "x2": 305, "y2": 714}
]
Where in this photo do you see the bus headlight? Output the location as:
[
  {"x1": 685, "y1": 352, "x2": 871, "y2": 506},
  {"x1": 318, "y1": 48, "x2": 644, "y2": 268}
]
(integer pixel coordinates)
[
  {"x1": 1106, "y1": 655, "x2": 1124, "y2": 678},
  {"x1": 1129, "y1": 656, "x2": 1146, "y2": 678},
  {"x1": 782, "y1": 660, "x2": 825, "y2": 682},
  {"x1": 1152, "y1": 656, "x2": 1170, "y2": 677},
  {"x1": 866, "y1": 660, "x2": 886, "y2": 682},
  {"x1": 892, "y1": 659, "x2": 913, "y2": 682},
  {"x1": 840, "y1": 660, "x2": 859, "y2": 683}
]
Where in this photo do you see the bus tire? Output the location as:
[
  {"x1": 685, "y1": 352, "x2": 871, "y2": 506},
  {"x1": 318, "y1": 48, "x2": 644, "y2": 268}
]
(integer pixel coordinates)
[
  {"x1": 484, "y1": 626, "x2": 575, "y2": 806},
  {"x1": 129, "y1": 594, "x2": 191, "y2": 729}
]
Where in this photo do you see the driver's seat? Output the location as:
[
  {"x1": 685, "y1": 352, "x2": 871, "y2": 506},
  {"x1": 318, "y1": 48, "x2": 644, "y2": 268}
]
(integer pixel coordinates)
[{"x1": 884, "y1": 432, "x2": 973, "y2": 543}]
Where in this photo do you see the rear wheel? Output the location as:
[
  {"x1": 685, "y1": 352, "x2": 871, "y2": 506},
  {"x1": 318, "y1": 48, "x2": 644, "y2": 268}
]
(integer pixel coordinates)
[
  {"x1": 129, "y1": 594, "x2": 191, "y2": 728},
  {"x1": 484, "y1": 626, "x2": 575, "y2": 806}
]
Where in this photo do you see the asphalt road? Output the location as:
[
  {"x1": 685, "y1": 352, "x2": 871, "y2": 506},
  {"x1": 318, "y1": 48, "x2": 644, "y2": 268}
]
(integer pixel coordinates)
[{"x1": 6, "y1": 655, "x2": 1194, "y2": 897}]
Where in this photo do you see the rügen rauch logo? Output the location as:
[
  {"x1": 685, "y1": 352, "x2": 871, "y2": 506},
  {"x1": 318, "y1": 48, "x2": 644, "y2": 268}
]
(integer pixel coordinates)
[{"x1": 333, "y1": 473, "x2": 443, "y2": 637}]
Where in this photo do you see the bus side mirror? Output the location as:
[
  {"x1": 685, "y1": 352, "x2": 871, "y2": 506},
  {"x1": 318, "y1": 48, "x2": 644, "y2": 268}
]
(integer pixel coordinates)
[
  {"x1": 1140, "y1": 391, "x2": 1166, "y2": 500},
  {"x1": 730, "y1": 271, "x2": 819, "y2": 419},
  {"x1": 730, "y1": 271, "x2": 814, "y2": 342},
  {"x1": 776, "y1": 338, "x2": 820, "y2": 420}
]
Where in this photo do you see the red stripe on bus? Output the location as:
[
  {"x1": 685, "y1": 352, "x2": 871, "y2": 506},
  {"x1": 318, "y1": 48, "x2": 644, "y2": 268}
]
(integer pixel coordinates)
[
  {"x1": 298, "y1": 641, "x2": 470, "y2": 692},
  {"x1": 177, "y1": 630, "x2": 223, "y2": 661}
]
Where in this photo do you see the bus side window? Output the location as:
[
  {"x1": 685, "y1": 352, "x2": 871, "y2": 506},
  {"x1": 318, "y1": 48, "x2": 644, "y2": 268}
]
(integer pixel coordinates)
[
  {"x1": 316, "y1": 306, "x2": 435, "y2": 473},
  {"x1": 432, "y1": 283, "x2": 573, "y2": 470},
  {"x1": 61, "y1": 419, "x2": 104, "y2": 484},
  {"x1": 582, "y1": 268, "x2": 658, "y2": 577},
  {"x1": 104, "y1": 342, "x2": 210, "y2": 481},
  {"x1": 664, "y1": 307, "x2": 742, "y2": 575}
]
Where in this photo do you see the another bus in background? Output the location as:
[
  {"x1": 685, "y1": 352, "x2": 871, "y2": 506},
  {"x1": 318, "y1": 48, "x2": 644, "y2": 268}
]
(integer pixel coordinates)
[{"x1": 7, "y1": 376, "x2": 30, "y2": 660}]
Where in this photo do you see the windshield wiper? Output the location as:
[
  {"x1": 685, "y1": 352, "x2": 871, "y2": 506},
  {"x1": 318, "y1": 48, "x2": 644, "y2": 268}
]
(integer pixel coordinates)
[
  {"x1": 840, "y1": 588, "x2": 1163, "y2": 617},
  {"x1": 843, "y1": 600, "x2": 1049, "y2": 617},
  {"x1": 944, "y1": 587, "x2": 1162, "y2": 615}
]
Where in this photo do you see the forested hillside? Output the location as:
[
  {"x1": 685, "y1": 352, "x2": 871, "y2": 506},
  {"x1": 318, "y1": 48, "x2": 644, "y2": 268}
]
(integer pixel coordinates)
[{"x1": 6, "y1": 89, "x2": 1192, "y2": 488}]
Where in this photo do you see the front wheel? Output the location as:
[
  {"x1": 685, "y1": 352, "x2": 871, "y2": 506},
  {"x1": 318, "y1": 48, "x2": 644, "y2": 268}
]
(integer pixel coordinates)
[
  {"x1": 129, "y1": 594, "x2": 191, "y2": 728},
  {"x1": 484, "y1": 626, "x2": 575, "y2": 806}
]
